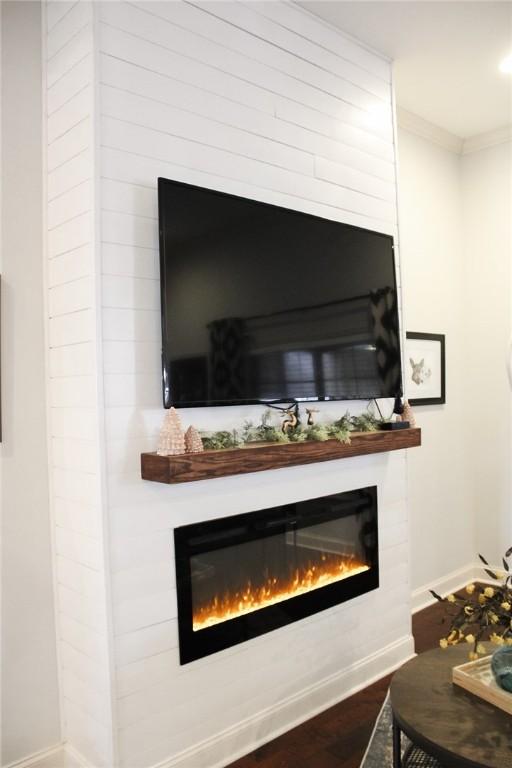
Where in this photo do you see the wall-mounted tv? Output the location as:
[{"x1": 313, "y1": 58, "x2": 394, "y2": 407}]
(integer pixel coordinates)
[{"x1": 158, "y1": 178, "x2": 402, "y2": 408}]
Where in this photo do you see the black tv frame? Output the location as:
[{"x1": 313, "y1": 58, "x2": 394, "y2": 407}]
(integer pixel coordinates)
[{"x1": 158, "y1": 177, "x2": 402, "y2": 409}]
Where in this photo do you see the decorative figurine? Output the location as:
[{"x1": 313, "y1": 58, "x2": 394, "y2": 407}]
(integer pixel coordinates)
[
  {"x1": 400, "y1": 400, "x2": 416, "y2": 428},
  {"x1": 281, "y1": 404, "x2": 299, "y2": 434},
  {"x1": 157, "y1": 407, "x2": 185, "y2": 456},
  {"x1": 306, "y1": 408, "x2": 320, "y2": 426},
  {"x1": 185, "y1": 425, "x2": 204, "y2": 454}
]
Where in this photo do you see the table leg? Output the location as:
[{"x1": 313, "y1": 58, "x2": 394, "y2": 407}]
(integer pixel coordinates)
[{"x1": 392, "y1": 715, "x2": 401, "y2": 768}]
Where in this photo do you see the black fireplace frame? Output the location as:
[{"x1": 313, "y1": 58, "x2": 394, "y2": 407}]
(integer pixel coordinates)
[{"x1": 174, "y1": 487, "x2": 379, "y2": 664}]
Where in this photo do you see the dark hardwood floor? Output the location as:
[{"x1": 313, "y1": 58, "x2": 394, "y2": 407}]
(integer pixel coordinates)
[{"x1": 227, "y1": 599, "x2": 447, "y2": 768}]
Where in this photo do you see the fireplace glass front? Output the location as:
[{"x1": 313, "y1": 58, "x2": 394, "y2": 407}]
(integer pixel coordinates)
[{"x1": 174, "y1": 487, "x2": 378, "y2": 664}]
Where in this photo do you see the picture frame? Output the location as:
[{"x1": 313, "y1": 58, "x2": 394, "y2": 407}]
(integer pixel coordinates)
[{"x1": 405, "y1": 332, "x2": 445, "y2": 405}]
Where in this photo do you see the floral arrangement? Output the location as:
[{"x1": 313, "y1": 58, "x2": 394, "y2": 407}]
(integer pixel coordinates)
[
  {"x1": 200, "y1": 408, "x2": 381, "y2": 451},
  {"x1": 431, "y1": 546, "x2": 512, "y2": 659}
]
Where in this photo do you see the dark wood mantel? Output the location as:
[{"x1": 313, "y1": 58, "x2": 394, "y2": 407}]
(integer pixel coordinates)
[{"x1": 141, "y1": 427, "x2": 421, "y2": 484}]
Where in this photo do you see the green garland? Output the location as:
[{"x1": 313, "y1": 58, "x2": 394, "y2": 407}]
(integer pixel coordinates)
[
  {"x1": 349, "y1": 412, "x2": 380, "y2": 433},
  {"x1": 200, "y1": 409, "x2": 384, "y2": 451}
]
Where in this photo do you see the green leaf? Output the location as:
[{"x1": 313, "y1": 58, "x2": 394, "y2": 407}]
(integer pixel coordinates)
[{"x1": 478, "y1": 553, "x2": 489, "y2": 566}]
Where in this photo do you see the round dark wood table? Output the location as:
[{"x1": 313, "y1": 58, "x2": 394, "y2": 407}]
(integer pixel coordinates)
[{"x1": 390, "y1": 645, "x2": 512, "y2": 768}]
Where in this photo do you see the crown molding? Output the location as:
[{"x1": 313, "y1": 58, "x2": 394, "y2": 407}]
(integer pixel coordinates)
[
  {"x1": 396, "y1": 107, "x2": 463, "y2": 154},
  {"x1": 397, "y1": 106, "x2": 512, "y2": 156},
  {"x1": 462, "y1": 125, "x2": 512, "y2": 155}
]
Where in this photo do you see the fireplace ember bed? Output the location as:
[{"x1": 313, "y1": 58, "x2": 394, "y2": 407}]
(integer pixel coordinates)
[{"x1": 174, "y1": 487, "x2": 378, "y2": 664}]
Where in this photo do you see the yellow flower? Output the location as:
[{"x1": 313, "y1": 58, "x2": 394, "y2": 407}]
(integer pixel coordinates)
[
  {"x1": 465, "y1": 634, "x2": 475, "y2": 644},
  {"x1": 447, "y1": 594, "x2": 456, "y2": 603},
  {"x1": 469, "y1": 651, "x2": 479, "y2": 660},
  {"x1": 439, "y1": 638, "x2": 449, "y2": 649},
  {"x1": 497, "y1": 571, "x2": 506, "y2": 580},
  {"x1": 478, "y1": 594, "x2": 487, "y2": 605},
  {"x1": 489, "y1": 612, "x2": 499, "y2": 624},
  {"x1": 491, "y1": 633, "x2": 505, "y2": 646},
  {"x1": 464, "y1": 605, "x2": 474, "y2": 616},
  {"x1": 477, "y1": 644, "x2": 487, "y2": 654},
  {"x1": 484, "y1": 587, "x2": 495, "y2": 598},
  {"x1": 466, "y1": 584, "x2": 476, "y2": 595},
  {"x1": 501, "y1": 602, "x2": 511, "y2": 611}
]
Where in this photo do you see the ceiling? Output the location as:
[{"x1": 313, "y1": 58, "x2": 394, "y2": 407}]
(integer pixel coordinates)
[{"x1": 300, "y1": 1, "x2": 512, "y2": 139}]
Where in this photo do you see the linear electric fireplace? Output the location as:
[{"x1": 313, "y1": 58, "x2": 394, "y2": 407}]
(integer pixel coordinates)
[{"x1": 174, "y1": 487, "x2": 378, "y2": 664}]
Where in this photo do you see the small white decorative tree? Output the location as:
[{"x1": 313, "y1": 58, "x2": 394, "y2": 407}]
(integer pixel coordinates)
[
  {"x1": 157, "y1": 407, "x2": 185, "y2": 456},
  {"x1": 185, "y1": 425, "x2": 204, "y2": 454}
]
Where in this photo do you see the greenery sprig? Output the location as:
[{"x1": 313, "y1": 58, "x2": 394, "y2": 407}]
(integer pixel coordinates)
[
  {"x1": 350, "y1": 412, "x2": 380, "y2": 433},
  {"x1": 201, "y1": 430, "x2": 242, "y2": 450},
  {"x1": 200, "y1": 407, "x2": 385, "y2": 451},
  {"x1": 431, "y1": 546, "x2": 512, "y2": 659}
]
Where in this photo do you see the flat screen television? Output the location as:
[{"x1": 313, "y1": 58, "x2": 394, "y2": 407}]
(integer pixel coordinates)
[{"x1": 158, "y1": 177, "x2": 402, "y2": 408}]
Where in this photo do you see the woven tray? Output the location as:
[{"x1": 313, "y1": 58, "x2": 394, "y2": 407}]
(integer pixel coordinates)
[{"x1": 452, "y1": 654, "x2": 512, "y2": 714}]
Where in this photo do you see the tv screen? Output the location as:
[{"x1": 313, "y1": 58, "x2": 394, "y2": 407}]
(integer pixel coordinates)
[{"x1": 158, "y1": 178, "x2": 402, "y2": 408}]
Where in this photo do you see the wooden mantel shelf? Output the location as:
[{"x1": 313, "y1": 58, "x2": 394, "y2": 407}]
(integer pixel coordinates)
[{"x1": 141, "y1": 427, "x2": 421, "y2": 484}]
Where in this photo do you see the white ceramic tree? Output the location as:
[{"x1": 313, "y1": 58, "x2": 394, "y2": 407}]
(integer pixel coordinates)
[
  {"x1": 157, "y1": 407, "x2": 185, "y2": 456},
  {"x1": 185, "y1": 425, "x2": 204, "y2": 454}
]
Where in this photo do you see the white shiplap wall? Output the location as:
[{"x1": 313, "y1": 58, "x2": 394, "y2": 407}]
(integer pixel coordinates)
[
  {"x1": 46, "y1": 2, "x2": 412, "y2": 766},
  {"x1": 45, "y1": 3, "x2": 115, "y2": 766},
  {"x1": 97, "y1": 3, "x2": 410, "y2": 767}
]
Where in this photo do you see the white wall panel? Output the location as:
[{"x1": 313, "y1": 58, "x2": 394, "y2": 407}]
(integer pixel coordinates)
[
  {"x1": 48, "y1": 243, "x2": 94, "y2": 286},
  {"x1": 242, "y1": 2, "x2": 391, "y2": 82},
  {"x1": 101, "y1": 242, "x2": 159, "y2": 280},
  {"x1": 45, "y1": 3, "x2": 409, "y2": 766},
  {"x1": 47, "y1": 85, "x2": 92, "y2": 143},
  {"x1": 47, "y1": 23, "x2": 93, "y2": 87},
  {"x1": 49, "y1": 308, "x2": 95, "y2": 348},
  {"x1": 47, "y1": 53, "x2": 92, "y2": 115},
  {"x1": 49, "y1": 342, "x2": 96, "y2": 379},
  {"x1": 55, "y1": 495, "x2": 101, "y2": 540},
  {"x1": 48, "y1": 148, "x2": 92, "y2": 199},
  {"x1": 47, "y1": 1, "x2": 78, "y2": 33},
  {"x1": 44, "y1": 4, "x2": 115, "y2": 765},
  {"x1": 189, "y1": 1, "x2": 389, "y2": 101},
  {"x1": 48, "y1": 276, "x2": 95, "y2": 316},
  {"x1": 47, "y1": 179, "x2": 93, "y2": 229},
  {"x1": 47, "y1": 0, "x2": 90, "y2": 59},
  {"x1": 47, "y1": 118, "x2": 91, "y2": 171},
  {"x1": 97, "y1": 5, "x2": 407, "y2": 762},
  {"x1": 60, "y1": 640, "x2": 110, "y2": 693}
]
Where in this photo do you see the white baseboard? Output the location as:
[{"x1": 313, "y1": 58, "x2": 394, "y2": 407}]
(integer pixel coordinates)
[
  {"x1": 150, "y1": 634, "x2": 415, "y2": 768},
  {"x1": 411, "y1": 563, "x2": 476, "y2": 613},
  {"x1": 63, "y1": 745, "x2": 90, "y2": 768},
  {"x1": 1, "y1": 743, "x2": 92, "y2": 768},
  {"x1": 411, "y1": 561, "x2": 500, "y2": 614},
  {"x1": 3, "y1": 744, "x2": 65, "y2": 768}
]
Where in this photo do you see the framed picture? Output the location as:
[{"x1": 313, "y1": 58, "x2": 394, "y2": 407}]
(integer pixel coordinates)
[{"x1": 405, "y1": 332, "x2": 445, "y2": 405}]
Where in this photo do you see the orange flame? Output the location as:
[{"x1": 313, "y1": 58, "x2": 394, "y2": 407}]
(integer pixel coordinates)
[{"x1": 192, "y1": 554, "x2": 369, "y2": 631}]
